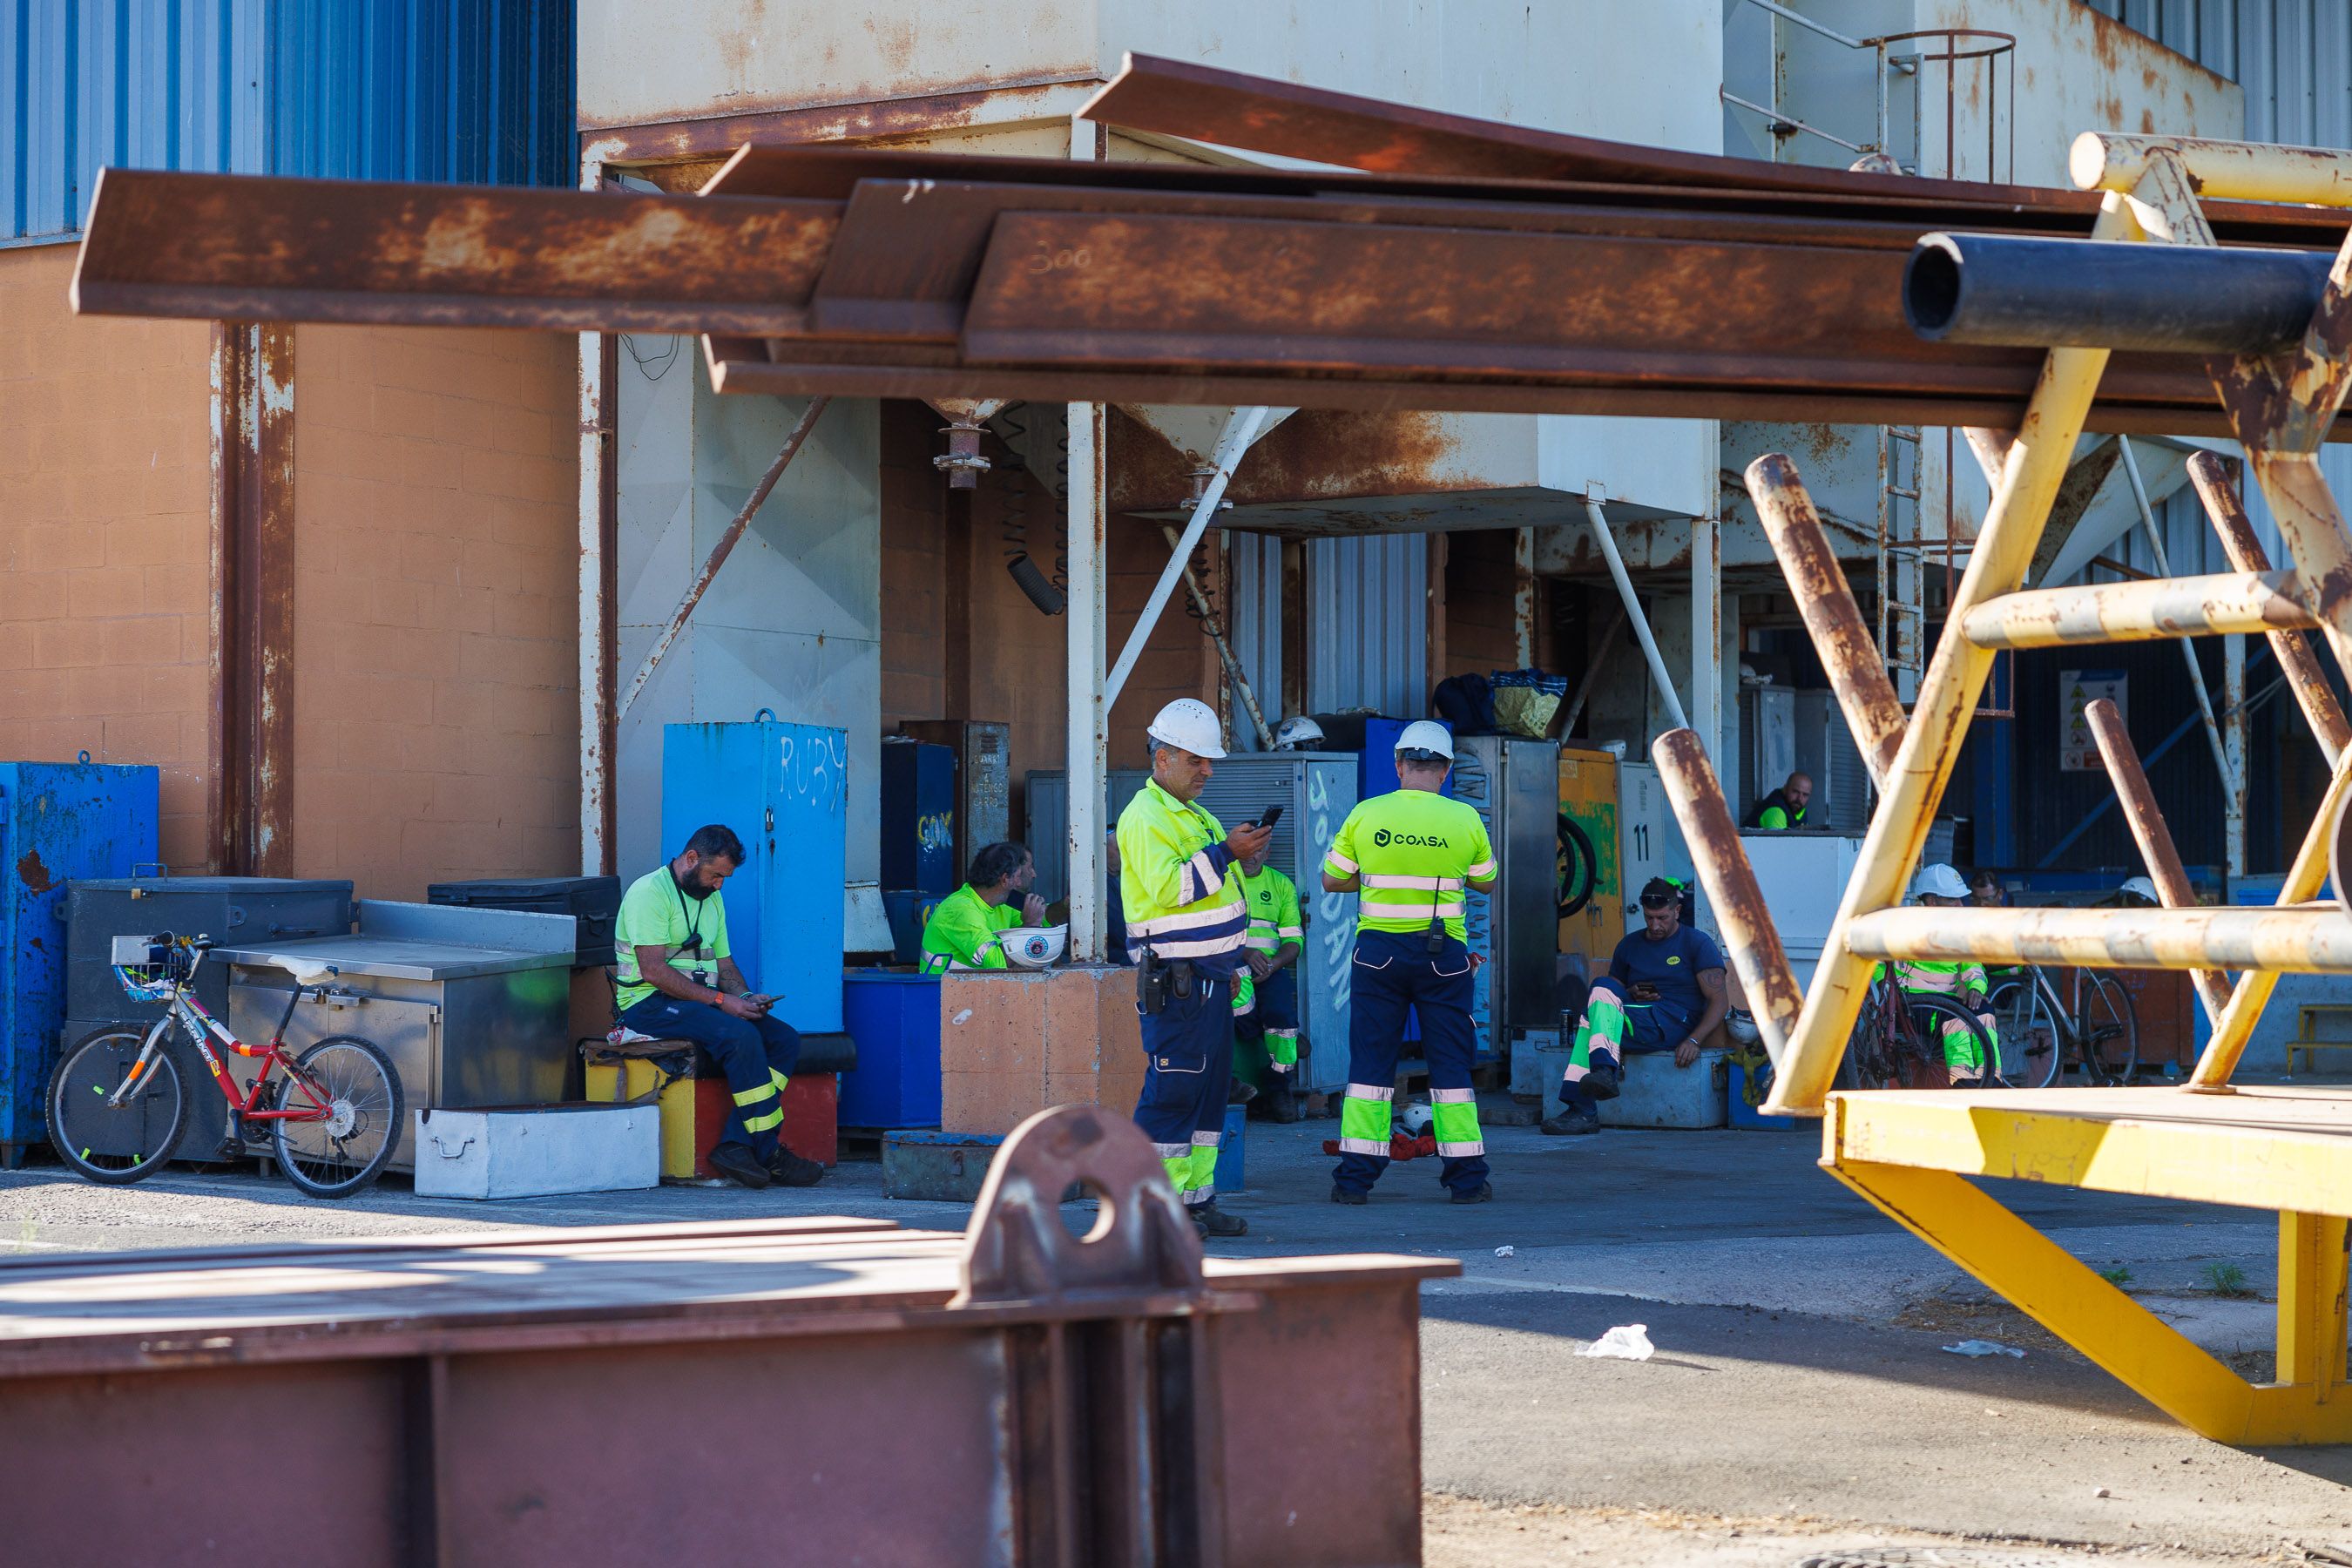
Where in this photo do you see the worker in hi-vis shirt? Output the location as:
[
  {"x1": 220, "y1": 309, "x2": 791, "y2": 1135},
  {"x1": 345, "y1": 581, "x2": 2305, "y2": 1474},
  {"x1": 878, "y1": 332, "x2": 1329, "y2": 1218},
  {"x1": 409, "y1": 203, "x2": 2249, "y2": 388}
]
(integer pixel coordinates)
[{"x1": 1321, "y1": 720, "x2": 1497, "y2": 1206}]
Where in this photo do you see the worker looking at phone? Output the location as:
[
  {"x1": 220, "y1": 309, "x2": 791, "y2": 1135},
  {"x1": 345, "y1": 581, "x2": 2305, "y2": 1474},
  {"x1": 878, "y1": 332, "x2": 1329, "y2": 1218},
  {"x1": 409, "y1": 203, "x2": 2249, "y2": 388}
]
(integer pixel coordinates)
[
  {"x1": 612, "y1": 823, "x2": 824, "y2": 1191},
  {"x1": 1544, "y1": 876, "x2": 1728, "y2": 1137}
]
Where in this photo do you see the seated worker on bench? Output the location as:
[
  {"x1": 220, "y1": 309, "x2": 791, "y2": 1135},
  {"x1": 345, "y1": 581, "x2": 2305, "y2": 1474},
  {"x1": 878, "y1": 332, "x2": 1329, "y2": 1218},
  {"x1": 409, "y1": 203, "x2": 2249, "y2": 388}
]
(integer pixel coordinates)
[
  {"x1": 1544, "y1": 876, "x2": 1728, "y2": 1136},
  {"x1": 613, "y1": 823, "x2": 824, "y2": 1190},
  {"x1": 920, "y1": 841, "x2": 1048, "y2": 973}
]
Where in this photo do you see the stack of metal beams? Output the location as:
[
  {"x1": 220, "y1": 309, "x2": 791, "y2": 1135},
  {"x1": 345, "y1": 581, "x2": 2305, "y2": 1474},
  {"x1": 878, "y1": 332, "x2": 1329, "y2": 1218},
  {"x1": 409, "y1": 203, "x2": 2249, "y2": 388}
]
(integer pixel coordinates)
[{"x1": 67, "y1": 55, "x2": 2352, "y2": 442}]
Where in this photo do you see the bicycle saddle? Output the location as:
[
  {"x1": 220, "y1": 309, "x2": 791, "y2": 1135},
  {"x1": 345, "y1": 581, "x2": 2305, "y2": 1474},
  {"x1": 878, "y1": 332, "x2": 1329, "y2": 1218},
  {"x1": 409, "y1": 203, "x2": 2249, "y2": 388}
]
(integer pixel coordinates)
[{"x1": 280, "y1": 956, "x2": 338, "y2": 985}]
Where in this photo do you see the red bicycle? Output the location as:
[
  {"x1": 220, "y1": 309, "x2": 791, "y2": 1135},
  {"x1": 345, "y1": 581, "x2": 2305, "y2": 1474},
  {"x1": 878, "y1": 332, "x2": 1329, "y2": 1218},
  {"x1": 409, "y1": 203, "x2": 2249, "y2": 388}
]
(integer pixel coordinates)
[{"x1": 44, "y1": 932, "x2": 402, "y2": 1198}]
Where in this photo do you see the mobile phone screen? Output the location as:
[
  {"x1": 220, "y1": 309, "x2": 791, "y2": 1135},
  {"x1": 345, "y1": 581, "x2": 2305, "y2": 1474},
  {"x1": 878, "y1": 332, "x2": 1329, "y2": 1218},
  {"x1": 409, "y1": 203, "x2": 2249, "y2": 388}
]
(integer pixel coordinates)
[{"x1": 1258, "y1": 804, "x2": 1284, "y2": 830}]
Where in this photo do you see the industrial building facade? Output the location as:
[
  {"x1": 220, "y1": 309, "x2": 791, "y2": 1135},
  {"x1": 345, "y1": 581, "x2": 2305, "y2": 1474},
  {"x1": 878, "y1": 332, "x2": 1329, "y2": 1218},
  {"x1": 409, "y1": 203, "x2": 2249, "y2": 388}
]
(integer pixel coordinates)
[{"x1": 4, "y1": 1, "x2": 2351, "y2": 980}]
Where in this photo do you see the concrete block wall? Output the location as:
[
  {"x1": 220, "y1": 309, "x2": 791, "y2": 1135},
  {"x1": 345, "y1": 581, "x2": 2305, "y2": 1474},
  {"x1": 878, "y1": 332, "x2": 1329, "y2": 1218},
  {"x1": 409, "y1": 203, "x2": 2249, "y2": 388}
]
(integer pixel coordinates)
[
  {"x1": 0, "y1": 244, "x2": 215, "y2": 865},
  {"x1": 291, "y1": 324, "x2": 580, "y2": 896}
]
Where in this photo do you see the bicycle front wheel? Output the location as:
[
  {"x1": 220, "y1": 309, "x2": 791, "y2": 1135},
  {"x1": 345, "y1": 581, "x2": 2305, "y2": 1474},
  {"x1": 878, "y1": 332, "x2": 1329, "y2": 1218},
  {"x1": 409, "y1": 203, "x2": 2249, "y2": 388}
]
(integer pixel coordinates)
[
  {"x1": 46, "y1": 1027, "x2": 186, "y2": 1184},
  {"x1": 1905, "y1": 993, "x2": 1995, "y2": 1088},
  {"x1": 1842, "y1": 986, "x2": 1903, "y2": 1092},
  {"x1": 1988, "y1": 977, "x2": 2059, "y2": 1089},
  {"x1": 272, "y1": 1035, "x2": 403, "y2": 1199},
  {"x1": 2077, "y1": 973, "x2": 2141, "y2": 1085}
]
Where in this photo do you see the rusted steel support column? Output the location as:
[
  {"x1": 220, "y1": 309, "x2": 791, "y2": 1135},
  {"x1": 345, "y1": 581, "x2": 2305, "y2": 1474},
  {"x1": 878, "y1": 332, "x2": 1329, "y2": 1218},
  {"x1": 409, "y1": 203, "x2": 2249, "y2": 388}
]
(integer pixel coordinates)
[
  {"x1": 208, "y1": 321, "x2": 294, "y2": 877},
  {"x1": 1746, "y1": 454, "x2": 1904, "y2": 786},
  {"x1": 1959, "y1": 571, "x2": 2315, "y2": 647},
  {"x1": 576, "y1": 153, "x2": 617, "y2": 877},
  {"x1": 1653, "y1": 730, "x2": 1804, "y2": 1064},
  {"x1": 2085, "y1": 699, "x2": 2234, "y2": 1021},
  {"x1": 1066, "y1": 402, "x2": 1110, "y2": 963},
  {"x1": 615, "y1": 396, "x2": 831, "y2": 720},
  {"x1": 1769, "y1": 193, "x2": 2145, "y2": 1116},
  {"x1": 2187, "y1": 451, "x2": 2349, "y2": 764},
  {"x1": 2119, "y1": 436, "x2": 2236, "y2": 797}
]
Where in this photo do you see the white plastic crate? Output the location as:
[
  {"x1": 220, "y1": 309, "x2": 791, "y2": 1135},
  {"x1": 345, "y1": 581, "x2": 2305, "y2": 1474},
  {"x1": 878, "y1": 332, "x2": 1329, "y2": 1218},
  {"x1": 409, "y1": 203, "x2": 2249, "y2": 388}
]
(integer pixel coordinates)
[{"x1": 412, "y1": 1104, "x2": 659, "y2": 1200}]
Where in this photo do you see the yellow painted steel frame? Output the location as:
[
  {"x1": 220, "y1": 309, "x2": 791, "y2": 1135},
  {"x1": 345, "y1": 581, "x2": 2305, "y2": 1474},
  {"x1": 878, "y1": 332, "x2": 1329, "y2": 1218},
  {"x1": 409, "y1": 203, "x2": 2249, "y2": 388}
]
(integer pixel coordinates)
[{"x1": 1743, "y1": 137, "x2": 2352, "y2": 1443}]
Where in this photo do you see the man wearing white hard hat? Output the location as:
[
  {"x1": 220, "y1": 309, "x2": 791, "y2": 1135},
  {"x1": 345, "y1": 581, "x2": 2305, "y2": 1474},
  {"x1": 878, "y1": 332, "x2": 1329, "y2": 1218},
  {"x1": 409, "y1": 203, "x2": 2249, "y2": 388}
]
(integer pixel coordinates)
[
  {"x1": 1876, "y1": 862, "x2": 1997, "y2": 1086},
  {"x1": 1321, "y1": 720, "x2": 1499, "y2": 1205},
  {"x1": 1117, "y1": 698, "x2": 1273, "y2": 1239}
]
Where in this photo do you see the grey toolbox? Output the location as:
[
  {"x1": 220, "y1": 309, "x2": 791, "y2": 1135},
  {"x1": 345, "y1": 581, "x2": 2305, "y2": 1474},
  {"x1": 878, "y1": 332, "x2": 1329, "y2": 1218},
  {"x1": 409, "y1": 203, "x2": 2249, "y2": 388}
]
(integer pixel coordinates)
[{"x1": 65, "y1": 876, "x2": 353, "y2": 1162}]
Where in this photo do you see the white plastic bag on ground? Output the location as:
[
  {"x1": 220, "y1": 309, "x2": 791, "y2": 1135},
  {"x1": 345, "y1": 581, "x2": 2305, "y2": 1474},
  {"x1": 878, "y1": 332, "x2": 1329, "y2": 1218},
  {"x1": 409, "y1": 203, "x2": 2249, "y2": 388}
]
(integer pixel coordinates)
[
  {"x1": 1577, "y1": 1323, "x2": 1654, "y2": 1361},
  {"x1": 1941, "y1": 1339, "x2": 2026, "y2": 1358}
]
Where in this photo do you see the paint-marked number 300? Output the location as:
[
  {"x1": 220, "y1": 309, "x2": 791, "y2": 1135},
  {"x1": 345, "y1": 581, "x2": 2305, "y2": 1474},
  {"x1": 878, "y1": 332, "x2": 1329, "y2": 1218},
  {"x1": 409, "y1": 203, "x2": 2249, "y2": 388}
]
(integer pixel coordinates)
[{"x1": 1028, "y1": 244, "x2": 1092, "y2": 274}]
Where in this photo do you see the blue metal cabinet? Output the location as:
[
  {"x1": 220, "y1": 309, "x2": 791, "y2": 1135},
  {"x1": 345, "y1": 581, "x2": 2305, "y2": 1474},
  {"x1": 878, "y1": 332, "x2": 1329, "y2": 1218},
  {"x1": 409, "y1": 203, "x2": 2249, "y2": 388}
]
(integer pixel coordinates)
[
  {"x1": 879, "y1": 740, "x2": 956, "y2": 894},
  {"x1": 0, "y1": 762, "x2": 159, "y2": 1159},
  {"x1": 662, "y1": 720, "x2": 848, "y2": 1035}
]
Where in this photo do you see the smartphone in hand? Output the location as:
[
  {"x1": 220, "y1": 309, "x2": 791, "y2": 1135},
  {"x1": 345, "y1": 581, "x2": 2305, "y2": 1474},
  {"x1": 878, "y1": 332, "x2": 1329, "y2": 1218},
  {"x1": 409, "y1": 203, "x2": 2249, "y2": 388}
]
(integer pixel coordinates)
[{"x1": 1256, "y1": 804, "x2": 1284, "y2": 830}]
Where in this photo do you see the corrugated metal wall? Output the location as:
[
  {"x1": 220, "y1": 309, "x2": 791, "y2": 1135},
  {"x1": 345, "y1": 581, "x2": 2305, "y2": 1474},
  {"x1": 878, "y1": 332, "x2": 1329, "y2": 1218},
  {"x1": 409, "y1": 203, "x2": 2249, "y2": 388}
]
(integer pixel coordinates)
[
  {"x1": 3, "y1": 0, "x2": 573, "y2": 245},
  {"x1": 1306, "y1": 534, "x2": 1427, "y2": 717}
]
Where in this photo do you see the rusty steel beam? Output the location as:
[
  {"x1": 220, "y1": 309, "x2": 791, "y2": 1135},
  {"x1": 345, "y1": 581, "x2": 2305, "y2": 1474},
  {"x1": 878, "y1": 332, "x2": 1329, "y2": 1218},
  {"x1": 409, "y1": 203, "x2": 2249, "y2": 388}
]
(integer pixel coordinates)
[
  {"x1": 0, "y1": 1106, "x2": 1450, "y2": 1565},
  {"x1": 1846, "y1": 904, "x2": 2352, "y2": 975},
  {"x1": 616, "y1": 396, "x2": 832, "y2": 721},
  {"x1": 73, "y1": 152, "x2": 2352, "y2": 438},
  {"x1": 74, "y1": 167, "x2": 845, "y2": 333},
  {"x1": 1959, "y1": 571, "x2": 2316, "y2": 648},
  {"x1": 1745, "y1": 455, "x2": 1905, "y2": 785},
  {"x1": 2187, "y1": 450, "x2": 2352, "y2": 763},
  {"x1": 2084, "y1": 699, "x2": 2235, "y2": 1022},
  {"x1": 1653, "y1": 729, "x2": 1805, "y2": 1064}
]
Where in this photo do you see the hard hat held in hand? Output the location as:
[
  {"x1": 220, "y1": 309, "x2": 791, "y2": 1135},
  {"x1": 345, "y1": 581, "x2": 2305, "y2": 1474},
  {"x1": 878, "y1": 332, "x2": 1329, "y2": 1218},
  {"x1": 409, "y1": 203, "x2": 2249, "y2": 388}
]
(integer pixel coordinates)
[
  {"x1": 1148, "y1": 698, "x2": 1227, "y2": 760},
  {"x1": 1912, "y1": 862, "x2": 1970, "y2": 901},
  {"x1": 1394, "y1": 719, "x2": 1454, "y2": 761}
]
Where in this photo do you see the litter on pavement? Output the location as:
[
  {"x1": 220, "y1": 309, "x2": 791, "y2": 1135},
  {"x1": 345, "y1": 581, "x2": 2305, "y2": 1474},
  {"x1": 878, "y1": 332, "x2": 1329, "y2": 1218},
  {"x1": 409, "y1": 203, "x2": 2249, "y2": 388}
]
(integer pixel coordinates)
[
  {"x1": 1942, "y1": 1339, "x2": 2027, "y2": 1358},
  {"x1": 1578, "y1": 1324, "x2": 1655, "y2": 1361},
  {"x1": 1494, "y1": 1246, "x2": 1515, "y2": 1257}
]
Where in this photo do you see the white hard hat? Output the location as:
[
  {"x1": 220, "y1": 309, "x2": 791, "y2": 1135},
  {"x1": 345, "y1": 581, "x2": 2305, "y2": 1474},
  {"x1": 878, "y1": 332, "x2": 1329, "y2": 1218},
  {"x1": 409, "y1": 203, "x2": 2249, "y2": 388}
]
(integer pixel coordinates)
[
  {"x1": 1395, "y1": 720, "x2": 1454, "y2": 761},
  {"x1": 1146, "y1": 698, "x2": 1227, "y2": 760},
  {"x1": 1272, "y1": 714, "x2": 1325, "y2": 751},
  {"x1": 1396, "y1": 1102, "x2": 1434, "y2": 1139},
  {"x1": 1913, "y1": 863, "x2": 1970, "y2": 901},
  {"x1": 2119, "y1": 875, "x2": 2160, "y2": 905}
]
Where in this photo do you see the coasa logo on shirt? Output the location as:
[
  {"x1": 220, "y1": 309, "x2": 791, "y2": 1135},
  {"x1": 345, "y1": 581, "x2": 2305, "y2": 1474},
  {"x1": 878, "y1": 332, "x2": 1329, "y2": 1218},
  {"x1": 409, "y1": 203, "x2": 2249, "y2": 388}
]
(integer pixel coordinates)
[
  {"x1": 1371, "y1": 828, "x2": 1452, "y2": 848},
  {"x1": 1258, "y1": 890, "x2": 1273, "y2": 902}
]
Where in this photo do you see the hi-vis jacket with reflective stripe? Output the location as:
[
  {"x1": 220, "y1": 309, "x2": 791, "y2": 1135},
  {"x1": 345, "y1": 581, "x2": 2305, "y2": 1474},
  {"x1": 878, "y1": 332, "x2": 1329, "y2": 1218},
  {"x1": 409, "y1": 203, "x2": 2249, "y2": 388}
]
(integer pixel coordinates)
[
  {"x1": 1238, "y1": 864, "x2": 1304, "y2": 954},
  {"x1": 1117, "y1": 779, "x2": 1247, "y2": 974},
  {"x1": 920, "y1": 883, "x2": 1022, "y2": 974},
  {"x1": 1323, "y1": 789, "x2": 1496, "y2": 943}
]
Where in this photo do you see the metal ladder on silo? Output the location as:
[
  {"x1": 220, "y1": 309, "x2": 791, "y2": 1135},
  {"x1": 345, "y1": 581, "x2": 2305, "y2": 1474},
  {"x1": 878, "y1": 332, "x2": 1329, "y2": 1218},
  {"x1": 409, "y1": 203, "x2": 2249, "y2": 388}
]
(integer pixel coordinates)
[{"x1": 1876, "y1": 424, "x2": 1924, "y2": 702}]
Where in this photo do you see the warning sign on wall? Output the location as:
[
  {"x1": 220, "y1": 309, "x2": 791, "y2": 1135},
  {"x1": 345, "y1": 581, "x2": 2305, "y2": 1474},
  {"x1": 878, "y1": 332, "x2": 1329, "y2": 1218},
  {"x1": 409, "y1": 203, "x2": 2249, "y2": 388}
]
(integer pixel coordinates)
[{"x1": 2059, "y1": 669, "x2": 2126, "y2": 771}]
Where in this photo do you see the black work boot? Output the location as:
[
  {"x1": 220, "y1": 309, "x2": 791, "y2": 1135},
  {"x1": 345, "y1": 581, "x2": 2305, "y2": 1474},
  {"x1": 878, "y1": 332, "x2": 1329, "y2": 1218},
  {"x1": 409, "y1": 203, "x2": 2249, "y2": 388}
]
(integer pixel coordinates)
[
  {"x1": 1450, "y1": 1181, "x2": 1495, "y2": 1204},
  {"x1": 1585, "y1": 1060, "x2": 1624, "y2": 1101},
  {"x1": 766, "y1": 1142, "x2": 826, "y2": 1187},
  {"x1": 1192, "y1": 1201, "x2": 1248, "y2": 1238},
  {"x1": 1255, "y1": 1076, "x2": 1301, "y2": 1123},
  {"x1": 1540, "y1": 1106, "x2": 1602, "y2": 1137},
  {"x1": 1330, "y1": 1184, "x2": 1368, "y2": 1206},
  {"x1": 706, "y1": 1141, "x2": 772, "y2": 1189}
]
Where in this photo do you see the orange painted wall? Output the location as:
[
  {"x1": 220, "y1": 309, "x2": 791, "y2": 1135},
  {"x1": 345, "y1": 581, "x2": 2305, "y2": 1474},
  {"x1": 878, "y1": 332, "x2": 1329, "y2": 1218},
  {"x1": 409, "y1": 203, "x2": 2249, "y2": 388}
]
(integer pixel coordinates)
[
  {"x1": 0, "y1": 242, "x2": 215, "y2": 865},
  {"x1": 290, "y1": 325, "x2": 580, "y2": 896}
]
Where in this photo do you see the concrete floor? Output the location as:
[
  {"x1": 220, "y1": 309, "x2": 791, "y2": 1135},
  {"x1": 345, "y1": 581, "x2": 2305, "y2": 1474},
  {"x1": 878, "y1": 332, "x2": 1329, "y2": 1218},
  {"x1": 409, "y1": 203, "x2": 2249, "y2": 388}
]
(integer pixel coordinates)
[{"x1": 3, "y1": 1116, "x2": 2347, "y2": 1564}]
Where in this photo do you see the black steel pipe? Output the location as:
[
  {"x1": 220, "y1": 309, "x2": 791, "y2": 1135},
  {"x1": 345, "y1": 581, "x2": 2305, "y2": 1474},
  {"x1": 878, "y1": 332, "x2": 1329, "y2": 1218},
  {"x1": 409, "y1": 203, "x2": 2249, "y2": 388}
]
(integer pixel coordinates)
[{"x1": 1904, "y1": 233, "x2": 2332, "y2": 352}]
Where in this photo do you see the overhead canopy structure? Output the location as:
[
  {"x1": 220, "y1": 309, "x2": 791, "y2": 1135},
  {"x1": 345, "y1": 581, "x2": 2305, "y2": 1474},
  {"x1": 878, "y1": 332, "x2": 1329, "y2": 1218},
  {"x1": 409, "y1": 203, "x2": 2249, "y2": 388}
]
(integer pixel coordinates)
[{"x1": 68, "y1": 54, "x2": 2352, "y2": 440}]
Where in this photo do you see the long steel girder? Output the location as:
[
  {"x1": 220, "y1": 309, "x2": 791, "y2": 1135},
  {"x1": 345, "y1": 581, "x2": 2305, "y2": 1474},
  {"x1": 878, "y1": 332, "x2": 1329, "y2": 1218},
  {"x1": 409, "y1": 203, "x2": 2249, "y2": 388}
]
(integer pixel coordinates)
[{"x1": 66, "y1": 56, "x2": 2352, "y2": 440}]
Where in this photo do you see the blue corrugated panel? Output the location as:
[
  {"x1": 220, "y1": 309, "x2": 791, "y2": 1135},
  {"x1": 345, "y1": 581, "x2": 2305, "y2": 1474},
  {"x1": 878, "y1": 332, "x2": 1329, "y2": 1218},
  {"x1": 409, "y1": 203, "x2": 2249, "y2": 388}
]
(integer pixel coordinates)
[
  {"x1": 5, "y1": 0, "x2": 573, "y2": 245},
  {"x1": 0, "y1": 761, "x2": 159, "y2": 1156}
]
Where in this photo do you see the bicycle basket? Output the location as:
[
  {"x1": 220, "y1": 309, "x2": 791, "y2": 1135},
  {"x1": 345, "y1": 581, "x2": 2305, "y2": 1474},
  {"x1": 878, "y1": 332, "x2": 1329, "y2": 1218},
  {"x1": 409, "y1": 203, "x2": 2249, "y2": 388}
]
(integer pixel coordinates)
[{"x1": 110, "y1": 934, "x2": 190, "y2": 999}]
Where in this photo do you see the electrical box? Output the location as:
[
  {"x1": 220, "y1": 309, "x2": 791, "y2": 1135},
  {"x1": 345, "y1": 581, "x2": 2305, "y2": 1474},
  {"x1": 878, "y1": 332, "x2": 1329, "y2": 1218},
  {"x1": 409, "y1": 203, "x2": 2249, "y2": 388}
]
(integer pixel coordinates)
[
  {"x1": 663, "y1": 719, "x2": 849, "y2": 1034},
  {"x1": 1450, "y1": 736, "x2": 1560, "y2": 1063},
  {"x1": 880, "y1": 739, "x2": 956, "y2": 894},
  {"x1": 899, "y1": 720, "x2": 1011, "y2": 875},
  {"x1": 1556, "y1": 747, "x2": 1622, "y2": 977}
]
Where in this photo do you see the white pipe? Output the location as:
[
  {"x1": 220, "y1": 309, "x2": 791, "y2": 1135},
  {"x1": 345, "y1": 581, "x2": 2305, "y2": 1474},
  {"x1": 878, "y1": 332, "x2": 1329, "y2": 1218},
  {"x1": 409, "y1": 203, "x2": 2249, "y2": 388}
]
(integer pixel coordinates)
[
  {"x1": 1103, "y1": 404, "x2": 1280, "y2": 712},
  {"x1": 1583, "y1": 491, "x2": 1691, "y2": 733},
  {"x1": 2119, "y1": 436, "x2": 2235, "y2": 794},
  {"x1": 1067, "y1": 401, "x2": 1109, "y2": 963}
]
